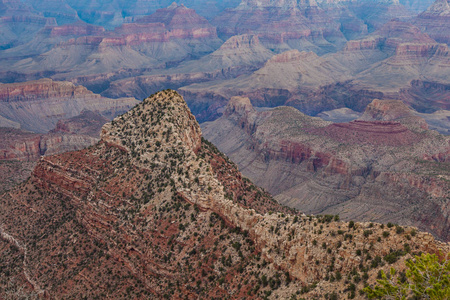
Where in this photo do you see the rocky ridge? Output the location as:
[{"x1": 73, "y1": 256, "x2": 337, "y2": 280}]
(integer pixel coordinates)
[{"x1": 0, "y1": 90, "x2": 448, "y2": 299}]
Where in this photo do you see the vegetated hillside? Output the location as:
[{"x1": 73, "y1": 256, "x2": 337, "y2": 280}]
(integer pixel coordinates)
[
  {"x1": 0, "y1": 90, "x2": 447, "y2": 299},
  {"x1": 202, "y1": 97, "x2": 450, "y2": 241}
]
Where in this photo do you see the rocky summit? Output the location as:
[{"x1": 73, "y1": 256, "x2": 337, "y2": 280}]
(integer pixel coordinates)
[{"x1": 0, "y1": 91, "x2": 448, "y2": 299}]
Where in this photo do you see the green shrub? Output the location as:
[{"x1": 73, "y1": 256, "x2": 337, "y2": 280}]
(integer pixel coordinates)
[{"x1": 364, "y1": 253, "x2": 450, "y2": 300}]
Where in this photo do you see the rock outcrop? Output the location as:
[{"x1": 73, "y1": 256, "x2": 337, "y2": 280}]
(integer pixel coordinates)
[
  {"x1": 0, "y1": 91, "x2": 447, "y2": 299},
  {"x1": 359, "y1": 98, "x2": 429, "y2": 130},
  {"x1": 50, "y1": 109, "x2": 110, "y2": 137},
  {"x1": 0, "y1": 79, "x2": 138, "y2": 133},
  {"x1": 202, "y1": 97, "x2": 450, "y2": 241}
]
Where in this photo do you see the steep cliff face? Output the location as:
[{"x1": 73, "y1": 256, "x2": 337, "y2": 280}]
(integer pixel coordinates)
[
  {"x1": 213, "y1": 0, "x2": 413, "y2": 54},
  {"x1": 202, "y1": 97, "x2": 450, "y2": 241},
  {"x1": 0, "y1": 79, "x2": 138, "y2": 133},
  {"x1": 1, "y1": 91, "x2": 447, "y2": 299},
  {"x1": 113, "y1": 4, "x2": 219, "y2": 44}
]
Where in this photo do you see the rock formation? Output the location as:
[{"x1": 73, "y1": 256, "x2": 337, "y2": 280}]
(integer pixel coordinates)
[
  {"x1": 202, "y1": 97, "x2": 450, "y2": 241},
  {"x1": 0, "y1": 127, "x2": 98, "y2": 162},
  {"x1": 0, "y1": 90, "x2": 447, "y2": 299},
  {"x1": 213, "y1": 0, "x2": 347, "y2": 54},
  {"x1": 50, "y1": 109, "x2": 110, "y2": 137},
  {"x1": 0, "y1": 79, "x2": 138, "y2": 133},
  {"x1": 102, "y1": 34, "x2": 274, "y2": 100},
  {"x1": 414, "y1": 0, "x2": 450, "y2": 44}
]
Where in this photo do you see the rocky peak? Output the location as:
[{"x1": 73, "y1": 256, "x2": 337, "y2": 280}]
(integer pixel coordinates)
[
  {"x1": 217, "y1": 34, "x2": 261, "y2": 51},
  {"x1": 136, "y1": 2, "x2": 211, "y2": 30},
  {"x1": 102, "y1": 90, "x2": 202, "y2": 156},
  {"x1": 223, "y1": 96, "x2": 255, "y2": 116},
  {"x1": 422, "y1": 0, "x2": 450, "y2": 16},
  {"x1": 359, "y1": 99, "x2": 429, "y2": 130},
  {"x1": 209, "y1": 34, "x2": 273, "y2": 63}
]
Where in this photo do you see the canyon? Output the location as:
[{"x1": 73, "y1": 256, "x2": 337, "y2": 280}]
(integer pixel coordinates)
[
  {"x1": 202, "y1": 97, "x2": 450, "y2": 241},
  {"x1": 0, "y1": 1, "x2": 448, "y2": 132},
  {"x1": 0, "y1": 91, "x2": 447, "y2": 299},
  {"x1": 0, "y1": 1, "x2": 449, "y2": 298},
  {"x1": 179, "y1": 18, "x2": 450, "y2": 123}
]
